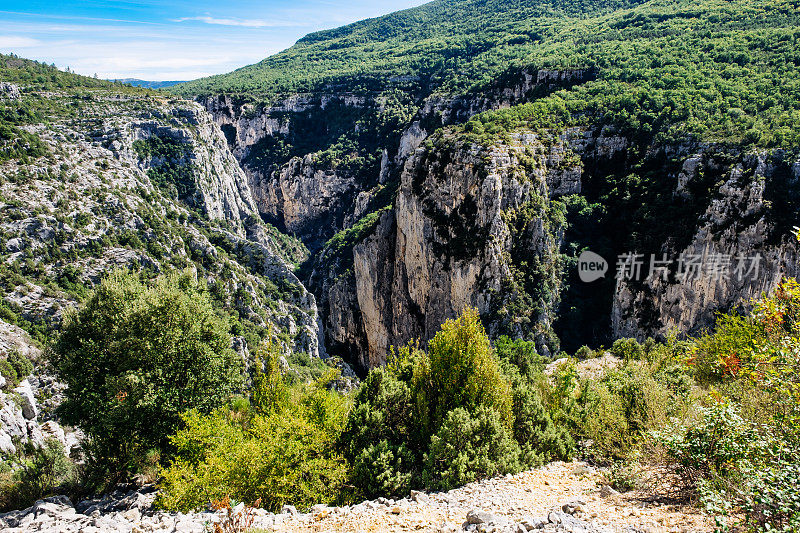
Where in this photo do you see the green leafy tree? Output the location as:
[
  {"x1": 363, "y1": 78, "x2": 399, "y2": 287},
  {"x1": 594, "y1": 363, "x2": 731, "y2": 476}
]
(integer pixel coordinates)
[
  {"x1": 250, "y1": 333, "x2": 290, "y2": 415},
  {"x1": 51, "y1": 270, "x2": 244, "y2": 484},
  {"x1": 339, "y1": 362, "x2": 420, "y2": 497}
]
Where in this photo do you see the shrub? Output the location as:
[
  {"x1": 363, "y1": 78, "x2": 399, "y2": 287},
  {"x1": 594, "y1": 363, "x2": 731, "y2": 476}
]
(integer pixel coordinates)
[
  {"x1": 6, "y1": 350, "x2": 32, "y2": 381},
  {"x1": 0, "y1": 359, "x2": 17, "y2": 388},
  {"x1": 250, "y1": 338, "x2": 290, "y2": 415},
  {"x1": 51, "y1": 270, "x2": 244, "y2": 486},
  {"x1": 653, "y1": 402, "x2": 752, "y2": 490},
  {"x1": 414, "y1": 308, "x2": 513, "y2": 435},
  {"x1": 511, "y1": 381, "x2": 573, "y2": 467},
  {"x1": 0, "y1": 439, "x2": 77, "y2": 512},
  {"x1": 350, "y1": 440, "x2": 415, "y2": 498},
  {"x1": 157, "y1": 390, "x2": 349, "y2": 512},
  {"x1": 610, "y1": 338, "x2": 644, "y2": 362},
  {"x1": 422, "y1": 405, "x2": 522, "y2": 491},
  {"x1": 575, "y1": 345, "x2": 594, "y2": 359},
  {"x1": 574, "y1": 359, "x2": 678, "y2": 461},
  {"x1": 0, "y1": 350, "x2": 34, "y2": 390},
  {"x1": 494, "y1": 336, "x2": 544, "y2": 382},
  {"x1": 602, "y1": 461, "x2": 642, "y2": 493},
  {"x1": 341, "y1": 311, "x2": 536, "y2": 496},
  {"x1": 740, "y1": 455, "x2": 800, "y2": 532},
  {"x1": 339, "y1": 353, "x2": 422, "y2": 497},
  {"x1": 575, "y1": 380, "x2": 631, "y2": 461}
]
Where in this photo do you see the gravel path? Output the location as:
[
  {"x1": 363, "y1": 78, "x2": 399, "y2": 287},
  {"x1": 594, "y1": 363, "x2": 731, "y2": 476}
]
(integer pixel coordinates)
[{"x1": 0, "y1": 461, "x2": 712, "y2": 532}]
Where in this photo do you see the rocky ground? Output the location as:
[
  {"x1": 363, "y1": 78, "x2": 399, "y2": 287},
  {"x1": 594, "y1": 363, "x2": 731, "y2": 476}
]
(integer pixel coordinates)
[{"x1": 0, "y1": 461, "x2": 711, "y2": 533}]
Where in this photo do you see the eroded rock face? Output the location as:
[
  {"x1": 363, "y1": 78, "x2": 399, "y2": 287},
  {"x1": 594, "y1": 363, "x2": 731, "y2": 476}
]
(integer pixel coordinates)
[
  {"x1": 612, "y1": 150, "x2": 800, "y2": 338},
  {"x1": 320, "y1": 127, "x2": 800, "y2": 370},
  {"x1": 326, "y1": 132, "x2": 584, "y2": 370},
  {"x1": 130, "y1": 106, "x2": 260, "y2": 227},
  {"x1": 0, "y1": 320, "x2": 80, "y2": 456},
  {"x1": 200, "y1": 68, "x2": 800, "y2": 371},
  {"x1": 261, "y1": 155, "x2": 358, "y2": 245},
  {"x1": 200, "y1": 93, "x2": 379, "y2": 247}
]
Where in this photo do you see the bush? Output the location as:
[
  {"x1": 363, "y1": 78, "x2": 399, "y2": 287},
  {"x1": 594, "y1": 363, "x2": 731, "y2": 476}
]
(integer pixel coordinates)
[
  {"x1": 0, "y1": 439, "x2": 77, "y2": 512},
  {"x1": 6, "y1": 350, "x2": 32, "y2": 382},
  {"x1": 740, "y1": 455, "x2": 800, "y2": 532},
  {"x1": 574, "y1": 358, "x2": 679, "y2": 461},
  {"x1": 0, "y1": 359, "x2": 17, "y2": 388},
  {"x1": 511, "y1": 381, "x2": 573, "y2": 467},
  {"x1": 157, "y1": 388, "x2": 349, "y2": 512},
  {"x1": 340, "y1": 364, "x2": 421, "y2": 497},
  {"x1": 414, "y1": 308, "x2": 513, "y2": 435},
  {"x1": 610, "y1": 338, "x2": 644, "y2": 362},
  {"x1": 0, "y1": 350, "x2": 34, "y2": 390},
  {"x1": 51, "y1": 270, "x2": 244, "y2": 486},
  {"x1": 341, "y1": 310, "x2": 547, "y2": 496},
  {"x1": 350, "y1": 440, "x2": 415, "y2": 498},
  {"x1": 494, "y1": 336, "x2": 544, "y2": 382},
  {"x1": 653, "y1": 402, "x2": 752, "y2": 490},
  {"x1": 575, "y1": 380, "x2": 631, "y2": 461},
  {"x1": 422, "y1": 405, "x2": 522, "y2": 491},
  {"x1": 602, "y1": 460, "x2": 642, "y2": 493}
]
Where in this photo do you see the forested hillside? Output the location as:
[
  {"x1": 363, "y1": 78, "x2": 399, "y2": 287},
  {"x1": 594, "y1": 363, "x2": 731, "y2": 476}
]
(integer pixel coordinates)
[{"x1": 173, "y1": 0, "x2": 648, "y2": 99}]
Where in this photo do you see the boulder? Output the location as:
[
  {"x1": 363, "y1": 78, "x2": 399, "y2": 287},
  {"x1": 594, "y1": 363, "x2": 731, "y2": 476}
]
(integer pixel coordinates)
[{"x1": 13, "y1": 379, "x2": 38, "y2": 420}]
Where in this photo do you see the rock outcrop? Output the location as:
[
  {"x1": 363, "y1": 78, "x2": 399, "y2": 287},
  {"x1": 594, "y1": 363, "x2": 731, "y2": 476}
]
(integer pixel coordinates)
[
  {"x1": 0, "y1": 91, "x2": 323, "y2": 358},
  {"x1": 197, "y1": 66, "x2": 800, "y2": 370},
  {"x1": 0, "y1": 320, "x2": 79, "y2": 456},
  {"x1": 320, "y1": 131, "x2": 582, "y2": 369}
]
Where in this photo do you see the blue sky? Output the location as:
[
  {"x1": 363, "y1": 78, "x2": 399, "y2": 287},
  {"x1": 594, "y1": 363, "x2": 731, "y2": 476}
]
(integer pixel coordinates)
[{"x1": 0, "y1": 0, "x2": 429, "y2": 81}]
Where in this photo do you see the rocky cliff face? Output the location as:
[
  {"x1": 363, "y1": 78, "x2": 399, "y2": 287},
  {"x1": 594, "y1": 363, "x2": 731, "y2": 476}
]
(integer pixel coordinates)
[
  {"x1": 316, "y1": 128, "x2": 800, "y2": 370},
  {"x1": 0, "y1": 81, "x2": 334, "y2": 454},
  {"x1": 198, "y1": 68, "x2": 597, "y2": 249},
  {"x1": 198, "y1": 69, "x2": 607, "y2": 369},
  {"x1": 200, "y1": 93, "x2": 382, "y2": 248},
  {"x1": 0, "y1": 91, "x2": 322, "y2": 358},
  {"x1": 197, "y1": 68, "x2": 800, "y2": 371},
  {"x1": 320, "y1": 131, "x2": 584, "y2": 369},
  {"x1": 0, "y1": 320, "x2": 80, "y2": 456},
  {"x1": 612, "y1": 150, "x2": 800, "y2": 338},
  {"x1": 130, "y1": 107, "x2": 259, "y2": 228}
]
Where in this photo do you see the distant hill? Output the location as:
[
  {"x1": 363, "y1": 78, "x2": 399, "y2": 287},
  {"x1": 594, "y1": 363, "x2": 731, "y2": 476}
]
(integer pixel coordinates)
[
  {"x1": 170, "y1": 0, "x2": 647, "y2": 99},
  {"x1": 114, "y1": 78, "x2": 185, "y2": 89}
]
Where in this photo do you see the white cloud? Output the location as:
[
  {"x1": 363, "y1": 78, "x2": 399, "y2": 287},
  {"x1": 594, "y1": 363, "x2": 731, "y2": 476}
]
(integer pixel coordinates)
[
  {"x1": 28, "y1": 40, "x2": 279, "y2": 81},
  {"x1": 172, "y1": 16, "x2": 297, "y2": 28},
  {"x1": 0, "y1": 35, "x2": 41, "y2": 48}
]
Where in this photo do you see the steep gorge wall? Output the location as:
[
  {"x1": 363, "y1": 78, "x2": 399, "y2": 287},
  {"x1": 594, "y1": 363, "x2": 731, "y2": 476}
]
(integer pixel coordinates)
[
  {"x1": 318, "y1": 131, "x2": 800, "y2": 371},
  {"x1": 613, "y1": 150, "x2": 800, "y2": 338},
  {"x1": 199, "y1": 71, "x2": 800, "y2": 371},
  {"x1": 0, "y1": 92, "x2": 323, "y2": 358}
]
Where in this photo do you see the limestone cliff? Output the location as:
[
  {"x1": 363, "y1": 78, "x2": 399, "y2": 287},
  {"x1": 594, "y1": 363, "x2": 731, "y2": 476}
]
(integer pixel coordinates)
[
  {"x1": 318, "y1": 131, "x2": 581, "y2": 370},
  {"x1": 612, "y1": 150, "x2": 800, "y2": 338},
  {"x1": 196, "y1": 68, "x2": 800, "y2": 371},
  {"x1": 0, "y1": 90, "x2": 322, "y2": 358}
]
